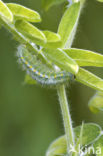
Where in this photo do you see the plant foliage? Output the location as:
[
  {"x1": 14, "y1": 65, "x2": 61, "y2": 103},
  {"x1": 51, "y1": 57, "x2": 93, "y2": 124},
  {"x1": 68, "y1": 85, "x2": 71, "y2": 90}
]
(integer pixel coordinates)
[{"x1": 0, "y1": 0, "x2": 103, "y2": 155}]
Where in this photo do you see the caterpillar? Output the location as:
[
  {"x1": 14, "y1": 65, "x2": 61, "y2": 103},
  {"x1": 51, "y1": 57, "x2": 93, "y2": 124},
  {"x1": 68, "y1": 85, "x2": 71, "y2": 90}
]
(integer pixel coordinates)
[{"x1": 17, "y1": 45, "x2": 73, "y2": 86}]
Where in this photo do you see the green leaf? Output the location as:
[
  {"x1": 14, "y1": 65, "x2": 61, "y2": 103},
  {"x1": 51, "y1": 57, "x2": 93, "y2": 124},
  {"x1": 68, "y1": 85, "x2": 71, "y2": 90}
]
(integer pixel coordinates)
[
  {"x1": 15, "y1": 20, "x2": 62, "y2": 48},
  {"x1": 76, "y1": 68, "x2": 103, "y2": 91},
  {"x1": 58, "y1": 2, "x2": 80, "y2": 48},
  {"x1": 93, "y1": 135, "x2": 103, "y2": 156},
  {"x1": 42, "y1": 48, "x2": 79, "y2": 74},
  {"x1": 74, "y1": 123, "x2": 102, "y2": 146},
  {"x1": 46, "y1": 123, "x2": 101, "y2": 156},
  {"x1": 0, "y1": 17, "x2": 31, "y2": 47},
  {"x1": 88, "y1": 91, "x2": 103, "y2": 113},
  {"x1": 6, "y1": 3, "x2": 41, "y2": 23},
  {"x1": 42, "y1": 31, "x2": 62, "y2": 48},
  {"x1": 97, "y1": 0, "x2": 103, "y2": 2},
  {"x1": 0, "y1": 0, "x2": 13, "y2": 22},
  {"x1": 63, "y1": 48, "x2": 103, "y2": 67},
  {"x1": 24, "y1": 74, "x2": 37, "y2": 85},
  {"x1": 0, "y1": 14, "x2": 40, "y2": 54},
  {"x1": 15, "y1": 20, "x2": 46, "y2": 46},
  {"x1": 46, "y1": 136, "x2": 67, "y2": 156},
  {"x1": 42, "y1": 0, "x2": 67, "y2": 11}
]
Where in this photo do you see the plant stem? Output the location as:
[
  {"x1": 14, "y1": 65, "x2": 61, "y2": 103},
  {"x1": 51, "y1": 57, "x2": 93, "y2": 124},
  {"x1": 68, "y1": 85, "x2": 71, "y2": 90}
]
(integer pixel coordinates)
[
  {"x1": 57, "y1": 85, "x2": 75, "y2": 154},
  {"x1": 57, "y1": 1, "x2": 85, "y2": 155}
]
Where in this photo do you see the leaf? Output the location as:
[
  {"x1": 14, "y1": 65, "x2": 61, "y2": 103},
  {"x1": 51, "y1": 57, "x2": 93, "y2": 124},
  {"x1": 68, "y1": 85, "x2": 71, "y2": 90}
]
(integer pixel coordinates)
[
  {"x1": 42, "y1": 30, "x2": 62, "y2": 48},
  {"x1": 46, "y1": 123, "x2": 101, "y2": 156},
  {"x1": 0, "y1": 13, "x2": 40, "y2": 54},
  {"x1": 46, "y1": 136, "x2": 67, "y2": 156},
  {"x1": 88, "y1": 91, "x2": 103, "y2": 113},
  {"x1": 42, "y1": 0, "x2": 67, "y2": 11},
  {"x1": 15, "y1": 20, "x2": 46, "y2": 46},
  {"x1": 6, "y1": 3, "x2": 41, "y2": 23},
  {"x1": 15, "y1": 20, "x2": 62, "y2": 48},
  {"x1": 76, "y1": 68, "x2": 103, "y2": 92},
  {"x1": 0, "y1": 0, "x2": 13, "y2": 22},
  {"x1": 0, "y1": 16, "x2": 30, "y2": 46},
  {"x1": 42, "y1": 48, "x2": 79, "y2": 74},
  {"x1": 93, "y1": 135, "x2": 103, "y2": 156},
  {"x1": 58, "y1": 2, "x2": 80, "y2": 48},
  {"x1": 74, "y1": 123, "x2": 102, "y2": 146},
  {"x1": 97, "y1": 0, "x2": 103, "y2": 2},
  {"x1": 24, "y1": 74, "x2": 37, "y2": 85},
  {"x1": 63, "y1": 48, "x2": 103, "y2": 67}
]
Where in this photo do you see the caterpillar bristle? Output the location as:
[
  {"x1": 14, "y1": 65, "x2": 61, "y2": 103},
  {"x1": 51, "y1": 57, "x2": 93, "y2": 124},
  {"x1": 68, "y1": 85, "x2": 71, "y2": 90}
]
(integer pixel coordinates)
[{"x1": 17, "y1": 45, "x2": 74, "y2": 86}]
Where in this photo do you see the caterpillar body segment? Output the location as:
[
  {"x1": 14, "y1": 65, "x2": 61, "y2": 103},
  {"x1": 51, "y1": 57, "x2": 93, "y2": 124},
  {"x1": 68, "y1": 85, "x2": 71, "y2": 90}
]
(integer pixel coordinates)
[{"x1": 17, "y1": 45, "x2": 73, "y2": 85}]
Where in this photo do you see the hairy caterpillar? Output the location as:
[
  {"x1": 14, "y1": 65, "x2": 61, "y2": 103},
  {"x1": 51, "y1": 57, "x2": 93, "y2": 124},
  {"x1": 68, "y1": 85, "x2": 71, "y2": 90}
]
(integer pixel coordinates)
[{"x1": 17, "y1": 45, "x2": 73, "y2": 85}]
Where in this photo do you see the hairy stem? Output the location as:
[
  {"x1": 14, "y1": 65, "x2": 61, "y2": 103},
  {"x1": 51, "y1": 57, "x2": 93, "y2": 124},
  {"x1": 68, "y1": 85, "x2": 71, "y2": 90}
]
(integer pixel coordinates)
[
  {"x1": 57, "y1": 1, "x2": 85, "y2": 155},
  {"x1": 57, "y1": 85, "x2": 75, "y2": 154}
]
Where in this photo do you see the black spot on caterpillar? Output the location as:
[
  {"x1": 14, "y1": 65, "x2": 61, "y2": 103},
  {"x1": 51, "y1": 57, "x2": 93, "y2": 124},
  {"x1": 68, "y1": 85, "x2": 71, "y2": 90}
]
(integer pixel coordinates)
[{"x1": 17, "y1": 45, "x2": 73, "y2": 85}]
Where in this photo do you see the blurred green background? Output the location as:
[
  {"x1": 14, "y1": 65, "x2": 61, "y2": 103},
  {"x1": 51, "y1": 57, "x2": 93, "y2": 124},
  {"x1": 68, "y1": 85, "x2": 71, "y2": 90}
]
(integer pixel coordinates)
[{"x1": 0, "y1": 0, "x2": 103, "y2": 155}]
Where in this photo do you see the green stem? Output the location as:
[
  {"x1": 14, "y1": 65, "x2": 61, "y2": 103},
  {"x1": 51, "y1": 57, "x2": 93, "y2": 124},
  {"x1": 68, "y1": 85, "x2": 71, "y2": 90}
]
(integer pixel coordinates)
[
  {"x1": 57, "y1": 2, "x2": 85, "y2": 155},
  {"x1": 0, "y1": 19, "x2": 51, "y2": 67},
  {"x1": 57, "y1": 85, "x2": 75, "y2": 154}
]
